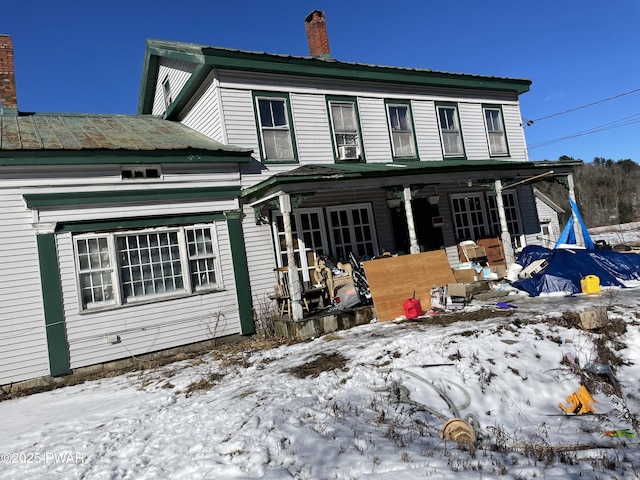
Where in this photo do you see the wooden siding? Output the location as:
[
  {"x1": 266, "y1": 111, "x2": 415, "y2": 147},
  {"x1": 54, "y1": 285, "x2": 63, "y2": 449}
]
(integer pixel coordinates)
[
  {"x1": 459, "y1": 103, "x2": 490, "y2": 160},
  {"x1": 152, "y1": 58, "x2": 198, "y2": 116},
  {"x1": 289, "y1": 92, "x2": 334, "y2": 163},
  {"x1": 0, "y1": 194, "x2": 51, "y2": 384},
  {"x1": 357, "y1": 97, "x2": 393, "y2": 163},
  {"x1": 242, "y1": 204, "x2": 279, "y2": 304},
  {"x1": 57, "y1": 219, "x2": 242, "y2": 370},
  {"x1": 412, "y1": 100, "x2": 443, "y2": 161},
  {"x1": 181, "y1": 73, "x2": 226, "y2": 143},
  {"x1": 502, "y1": 104, "x2": 527, "y2": 161}
]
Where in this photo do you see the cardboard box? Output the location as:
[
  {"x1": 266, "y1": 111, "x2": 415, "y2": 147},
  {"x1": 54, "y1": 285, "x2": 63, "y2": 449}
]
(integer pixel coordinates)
[
  {"x1": 580, "y1": 306, "x2": 608, "y2": 330},
  {"x1": 452, "y1": 268, "x2": 478, "y2": 283},
  {"x1": 466, "y1": 245, "x2": 486, "y2": 259},
  {"x1": 447, "y1": 283, "x2": 467, "y2": 298}
]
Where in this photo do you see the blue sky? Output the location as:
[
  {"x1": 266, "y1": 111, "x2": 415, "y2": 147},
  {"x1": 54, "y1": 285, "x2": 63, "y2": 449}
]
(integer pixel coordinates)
[{"x1": 5, "y1": 0, "x2": 640, "y2": 163}]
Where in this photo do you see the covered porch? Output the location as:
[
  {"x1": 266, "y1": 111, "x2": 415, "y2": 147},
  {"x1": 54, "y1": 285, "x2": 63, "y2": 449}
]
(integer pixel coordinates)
[{"x1": 243, "y1": 159, "x2": 581, "y2": 321}]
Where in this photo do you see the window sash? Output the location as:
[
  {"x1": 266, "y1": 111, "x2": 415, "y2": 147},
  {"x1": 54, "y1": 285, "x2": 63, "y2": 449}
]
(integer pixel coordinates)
[
  {"x1": 387, "y1": 104, "x2": 416, "y2": 158},
  {"x1": 437, "y1": 106, "x2": 464, "y2": 156},
  {"x1": 327, "y1": 204, "x2": 378, "y2": 261},
  {"x1": 451, "y1": 194, "x2": 488, "y2": 241},
  {"x1": 329, "y1": 101, "x2": 361, "y2": 153},
  {"x1": 257, "y1": 97, "x2": 294, "y2": 160},
  {"x1": 484, "y1": 108, "x2": 508, "y2": 155},
  {"x1": 74, "y1": 225, "x2": 221, "y2": 310}
]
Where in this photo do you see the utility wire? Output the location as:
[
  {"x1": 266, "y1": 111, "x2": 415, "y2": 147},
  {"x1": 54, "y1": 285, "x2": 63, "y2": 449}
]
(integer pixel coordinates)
[
  {"x1": 525, "y1": 87, "x2": 640, "y2": 126},
  {"x1": 528, "y1": 113, "x2": 640, "y2": 149}
]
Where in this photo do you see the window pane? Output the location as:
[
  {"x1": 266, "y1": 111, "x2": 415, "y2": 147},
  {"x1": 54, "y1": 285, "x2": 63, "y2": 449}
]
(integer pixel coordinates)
[{"x1": 186, "y1": 227, "x2": 218, "y2": 290}]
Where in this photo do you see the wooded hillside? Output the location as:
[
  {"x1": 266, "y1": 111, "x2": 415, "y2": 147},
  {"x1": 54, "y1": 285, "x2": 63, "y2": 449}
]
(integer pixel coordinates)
[{"x1": 535, "y1": 157, "x2": 640, "y2": 228}]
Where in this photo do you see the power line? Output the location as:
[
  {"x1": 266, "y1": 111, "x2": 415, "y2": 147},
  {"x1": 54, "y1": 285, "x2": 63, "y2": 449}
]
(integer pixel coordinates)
[
  {"x1": 525, "y1": 87, "x2": 640, "y2": 126},
  {"x1": 528, "y1": 112, "x2": 640, "y2": 149}
]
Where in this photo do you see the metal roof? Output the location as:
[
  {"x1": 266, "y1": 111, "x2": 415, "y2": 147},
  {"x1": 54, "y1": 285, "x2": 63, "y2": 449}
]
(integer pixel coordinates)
[{"x1": 0, "y1": 113, "x2": 251, "y2": 154}]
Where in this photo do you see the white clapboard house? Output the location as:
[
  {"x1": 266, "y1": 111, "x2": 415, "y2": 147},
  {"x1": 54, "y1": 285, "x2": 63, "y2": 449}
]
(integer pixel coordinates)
[{"x1": 0, "y1": 12, "x2": 580, "y2": 387}]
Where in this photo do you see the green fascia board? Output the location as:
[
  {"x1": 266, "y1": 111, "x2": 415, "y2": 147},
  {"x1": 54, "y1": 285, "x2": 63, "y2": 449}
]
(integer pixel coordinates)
[
  {"x1": 225, "y1": 211, "x2": 255, "y2": 335},
  {"x1": 139, "y1": 43, "x2": 531, "y2": 112},
  {"x1": 164, "y1": 64, "x2": 214, "y2": 120},
  {"x1": 56, "y1": 213, "x2": 226, "y2": 233},
  {"x1": 0, "y1": 150, "x2": 251, "y2": 166},
  {"x1": 241, "y1": 159, "x2": 582, "y2": 198},
  {"x1": 24, "y1": 186, "x2": 241, "y2": 208}
]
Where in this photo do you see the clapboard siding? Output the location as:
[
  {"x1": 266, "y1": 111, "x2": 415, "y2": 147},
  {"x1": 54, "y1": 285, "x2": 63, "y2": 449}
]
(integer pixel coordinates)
[
  {"x1": 503, "y1": 104, "x2": 527, "y2": 161},
  {"x1": 0, "y1": 194, "x2": 50, "y2": 384},
  {"x1": 181, "y1": 74, "x2": 226, "y2": 143},
  {"x1": 152, "y1": 58, "x2": 197, "y2": 116},
  {"x1": 412, "y1": 100, "x2": 443, "y2": 161},
  {"x1": 289, "y1": 92, "x2": 334, "y2": 164},
  {"x1": 219, "y1": 88, "x2": 260, "y2": 153},
  {"x1": 57, "y1": 221, "x2": 242, "y2": 370},
  {"x1": 459, "y1": 103, "x2": 490, "y2": 160},
  {"x1": 358, "y1": 97, "x2": 393, "y2": 163},
  {"x1": 243, "y1": 205, "x2": 279, "y2": 301}
]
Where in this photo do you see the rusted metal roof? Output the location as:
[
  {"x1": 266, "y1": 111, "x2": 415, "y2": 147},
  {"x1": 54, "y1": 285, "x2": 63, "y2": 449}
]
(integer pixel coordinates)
[{"x1": 0, "y1": 113, "x2": 251, "y2": 154}]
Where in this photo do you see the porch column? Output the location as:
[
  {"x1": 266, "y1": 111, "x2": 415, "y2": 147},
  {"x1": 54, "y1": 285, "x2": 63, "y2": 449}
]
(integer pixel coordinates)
[
  {"x1": 567, "y1": 174, "x2": 584, "y2": 247},
  {"x1": 403, "y1": 186, "x2": 420, "y2": 254},
  {"x1": 494, "y1": 180, "x2": 516, "y2": 266},
  {"x1": 279, "y1": 193, "x2": 304, "y2": 321}
]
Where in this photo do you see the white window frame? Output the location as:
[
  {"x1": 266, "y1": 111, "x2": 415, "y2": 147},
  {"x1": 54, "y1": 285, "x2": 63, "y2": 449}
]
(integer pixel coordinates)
[
  {"x1": 328, "y1": 99, "x2": 362, "y2": 161},
  {"x1": 487, "y1": 191, "x2": 525, "y2": 250},
  {"x1": 73, "y1": 224, "x2": 223, "y2": 311},
  {"x1": 386, "y1": 102, "x2": 416, "y2": 158},
  {"x1": 162, "y1": 76, "x2": 172, "y2": 110},
  {"x1": 326, "y1": 203, "x2": 378, "y2": 261},
  {"x1": 271, "y1": 208, "x2": 329, "y2": 284},
  {"x1": 483, "y1": 106, "x2": 508, "y2": 156},
  {"x1": 450, "y1": 193, "x2": 489, "y2": 241},
  {"x1": 121, "y1": 165, "x2": 162, "y2": 180},
  {"x1": 436, "y1": 104, "x2": 464, "y2": 157},
  {"x1": 255, "y1": 95, "x2": 295, "y2": 162}
]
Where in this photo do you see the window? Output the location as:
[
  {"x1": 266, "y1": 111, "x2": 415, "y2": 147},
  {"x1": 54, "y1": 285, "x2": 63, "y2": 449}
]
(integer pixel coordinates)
[
  {"x1": 162, "y1": 77, "x2": 172, "y2": 110},
  {"x1": 254, "y1": 93, "x2": 296, "y2": 162},
  {"x1": 74, "y1": 225, "x2": 222, "y2": 310},
  {"x1": 272, "y1": 208, "x2": 328, "y2": 284},
  {"x1": 450, "y1": 194, "x2": 488, "y2": 241},
  {"x1": 483, "y1": 106, "x2": 508, "y2": 156},
  {"x1": 121, "y1": 165, "x2": 162, "y2": 180},
  {"x1": 436, "y1": 104, "x2": 464, "y2": 157},
  {"x1": 487, "y1": 191, "x2": 524, "y2": 250},
  {"x1": 386, "y1": 101, "x2": 417, "y2": 159},
  {"x1": 327, "y1": 204, "x2": 378, "y2": 261},
  {"x1": 328, "y1": 98, "x2": 362, "y2": 161}
]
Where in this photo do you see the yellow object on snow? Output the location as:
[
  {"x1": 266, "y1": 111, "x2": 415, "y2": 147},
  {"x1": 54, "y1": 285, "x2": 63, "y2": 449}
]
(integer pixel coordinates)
[
  {"x1": 581, "y1": 275, "x2": 601, "y2": 294},
  {"x1": 559, "y1": 385, "x2": 597, "y2": 414}
]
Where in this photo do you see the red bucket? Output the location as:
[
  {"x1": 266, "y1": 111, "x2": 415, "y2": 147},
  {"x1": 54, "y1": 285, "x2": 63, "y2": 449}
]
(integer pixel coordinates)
[{"x1": 403, "y1": 297, "x2": 423, "y2": 319}]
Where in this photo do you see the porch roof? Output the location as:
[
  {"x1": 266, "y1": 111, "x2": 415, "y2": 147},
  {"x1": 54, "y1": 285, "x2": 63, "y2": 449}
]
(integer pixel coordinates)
[{"x1": 242, "y1": 159, "x2": 582, "y2": 202}]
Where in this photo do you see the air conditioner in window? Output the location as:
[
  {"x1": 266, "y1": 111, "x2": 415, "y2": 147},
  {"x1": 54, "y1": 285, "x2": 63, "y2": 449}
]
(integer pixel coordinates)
[{"x1": 338, "y1": 145, "x2": 359, "y2": 160}]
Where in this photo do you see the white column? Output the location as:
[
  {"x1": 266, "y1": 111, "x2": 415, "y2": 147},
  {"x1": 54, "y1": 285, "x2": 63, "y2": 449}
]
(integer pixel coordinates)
[
  {"x1": 403, "y1": 186, "x2": 420, "y2": 254},
  {"x1": 494, "y1": 180, "x2": 515, "y2": 265},
  {"x1": 279, "y1": 193, "x2": 304, "y2": 321},
  {"x1": 567, "y1": 174, "x2": 584, "y2": 247}
]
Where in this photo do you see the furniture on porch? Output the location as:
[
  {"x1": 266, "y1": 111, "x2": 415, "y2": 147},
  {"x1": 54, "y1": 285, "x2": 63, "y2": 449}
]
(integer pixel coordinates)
[
  {"x1": 476, "y1": 237, "x2": 506, "y2": 266},
  {"x1": 269, "y1": 267, "x2": 329, "y2": 318},
  {"x1": 457, "y1": 240, "x2": 488, "y2": 264},
  {"x1": 313, "y1": 257, "x2": 353, "y2": 300}
]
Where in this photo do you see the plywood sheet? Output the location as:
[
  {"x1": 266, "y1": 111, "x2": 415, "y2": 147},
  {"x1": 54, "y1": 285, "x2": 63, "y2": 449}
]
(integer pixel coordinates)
[{"x1": 362, "y1": 250, "x2": 456, "y2": 322}]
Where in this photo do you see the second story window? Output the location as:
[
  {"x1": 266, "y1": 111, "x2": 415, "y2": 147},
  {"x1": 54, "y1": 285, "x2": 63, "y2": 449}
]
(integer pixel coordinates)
[
  {"x1": 162, "y1": 77, "x2": 172, "y2": 110},
  {"x1": 255, "y1": 93, "x2": 296, "y2": 163},
  {"x1": 436, "y1": 104, "x2": 464, "y2": 158},
  {"x1": 386, "y1": 101, "x2": 417, "y2": 159},
  {"x1": 328, "y1": 98, "x2": 362, "y2": 161},
  {"x1": 483, "y1": 106, "x2": 508, "y2": 156}
]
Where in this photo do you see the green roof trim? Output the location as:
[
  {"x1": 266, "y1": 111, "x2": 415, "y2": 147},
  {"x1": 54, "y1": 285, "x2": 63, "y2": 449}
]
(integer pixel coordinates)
[
  {"x1": 56, "y1": 213, "x2": 226, "y2": 233},
  {"x1": 24, "y1": 186, "x2": 241, "y2": 208},
  {"x1": 0, "y1": 151, "x2": 250, "y2": 166},
  {"x1": 139, "y1": 40, "x2": 532, "y2": 114},
  {"x1": 241, "y1": 160, "x2": 582, "y2": 199}
]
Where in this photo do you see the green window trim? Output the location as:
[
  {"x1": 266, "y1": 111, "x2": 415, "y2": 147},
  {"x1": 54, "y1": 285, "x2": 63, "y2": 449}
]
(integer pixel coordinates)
[
  {"x1": 23, "y1": 186, "x2": 241, "y2": 208},
  {"x1": 252, "y1": 91, "x2": 299, "y2": 165},
  {"x1": 435, "y1": 102, "x2": 466, "y2": 160},
  {"x1": 384, "y1": 99, "x2": 419, "y2": 161},
  {"x1": 482, "y1": 104, "x2": 510, "y2": 157},
  {"x1": 0, "y1": 151, "x2": 251, "y2": 166},
  {"x1": 326, "y1": 95, "x2": 366, "y2": 163}
]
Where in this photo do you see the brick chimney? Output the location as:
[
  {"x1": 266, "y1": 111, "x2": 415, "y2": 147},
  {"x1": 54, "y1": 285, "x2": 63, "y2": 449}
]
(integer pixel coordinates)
[
  {"x1": 305, "y1": 10, "x2": 331, "y2": 59},
  {"x1": 0, "y1": 34, "x2": 18, "y2": 110}
]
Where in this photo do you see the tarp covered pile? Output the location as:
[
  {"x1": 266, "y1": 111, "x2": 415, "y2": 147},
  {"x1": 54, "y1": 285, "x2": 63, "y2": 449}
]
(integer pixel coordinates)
[{"x1": 511, "y1": 246, "x2": 640, "y2": 296}]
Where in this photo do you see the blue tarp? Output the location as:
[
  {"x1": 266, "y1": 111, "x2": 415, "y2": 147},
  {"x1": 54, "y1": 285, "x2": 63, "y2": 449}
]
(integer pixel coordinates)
[
  {"x1": 554, "y1": 197, "x2": 595, "y2": 250},
  {"x1": 511, "y1": 246, "x2": 640, "y2": 296}
]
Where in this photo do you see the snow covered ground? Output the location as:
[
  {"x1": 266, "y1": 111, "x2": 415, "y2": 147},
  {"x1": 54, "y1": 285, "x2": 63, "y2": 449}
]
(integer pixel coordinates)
[{"x1": 2, "y1": 285, "x2": 640, "y2": 479}]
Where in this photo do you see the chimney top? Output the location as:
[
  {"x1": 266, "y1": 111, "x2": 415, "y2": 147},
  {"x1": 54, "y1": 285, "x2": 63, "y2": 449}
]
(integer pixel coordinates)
[
  {"x1": 305, "y1": 10, "x2": 331, "y2": 59},
  {"x1": 0, "y1": 34, "x2": 18, "y2": 112}
]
